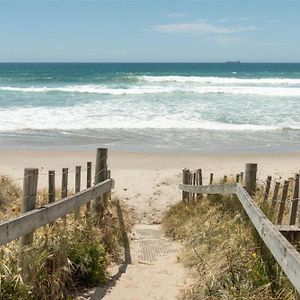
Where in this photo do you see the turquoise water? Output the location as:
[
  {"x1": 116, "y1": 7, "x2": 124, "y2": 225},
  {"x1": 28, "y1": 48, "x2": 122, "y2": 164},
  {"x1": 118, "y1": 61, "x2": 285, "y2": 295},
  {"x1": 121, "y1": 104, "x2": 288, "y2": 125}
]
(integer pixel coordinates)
[{"x1": 1, "y1": 63, "x2": 300, "y2": 153}]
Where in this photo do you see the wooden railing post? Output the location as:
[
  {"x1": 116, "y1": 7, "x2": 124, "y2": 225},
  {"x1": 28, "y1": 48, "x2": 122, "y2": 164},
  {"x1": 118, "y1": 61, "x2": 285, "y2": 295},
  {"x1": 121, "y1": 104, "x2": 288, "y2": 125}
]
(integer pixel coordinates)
[
  {"x1": 196, "y1": 169, "x2": 203, "y2": 200},
  {"x1": 236, "y1": 174, "x2": 240, "y2": 183},
  {"x1": 269, "y1": 182, "x2": 280, "y2": 216},
  {"x1": 48, "y1": 170, "x2": 55, "y2": 204},
  {"x1": 74, "y1": 166, "x2": 81, "y2": 218},
  {"x1": 19, "y1": 168, "x2": 39, "y2": 271},
  {"x1": 277, "y1": 180, "x2": 289, "y2": 225},
  {"x1": 209, "y1": 173, "x2": 213, "y2": 185},
  {"x1": 93, "y1": 148, "x2": 108, "y2": 216},
  {"x1": 240, "y1": 172, "x2": 244, "y2": 184},
  {"x1": 61, "y1": 168, "x2": 68, "y2": 222},
  {"x1": 245, "y1": 163, "x2": 257, "y2": 197},
  {"x1": 86, "y1": 162, "x2": 92, "y2": 212},
  {"x1": 290, "y1": 174, "x2": 299, "y2": 225},
  {"x1": 264, "y1": 176, "x2": 272, "y2": 202},
  {"x1": 182, "y1": 169, "x2": 190, "y2": 201}
]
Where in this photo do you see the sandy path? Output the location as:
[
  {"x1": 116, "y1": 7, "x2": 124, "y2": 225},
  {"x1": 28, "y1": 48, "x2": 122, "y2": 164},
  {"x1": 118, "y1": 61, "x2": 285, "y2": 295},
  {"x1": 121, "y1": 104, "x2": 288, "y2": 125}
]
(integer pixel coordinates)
[{"x1": 84, "y1": 224, "x2": 186, "y2": 300}]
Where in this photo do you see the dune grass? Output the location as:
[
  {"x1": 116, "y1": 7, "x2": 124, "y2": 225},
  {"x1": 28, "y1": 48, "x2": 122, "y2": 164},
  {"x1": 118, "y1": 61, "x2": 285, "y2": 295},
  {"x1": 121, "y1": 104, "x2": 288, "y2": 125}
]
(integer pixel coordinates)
[
  {"x1": 163, "y1": 193, "x2": 295, "y2": 300},
  {"x1": 0, "y1": 174, "x2": 133, "y2": 300}
]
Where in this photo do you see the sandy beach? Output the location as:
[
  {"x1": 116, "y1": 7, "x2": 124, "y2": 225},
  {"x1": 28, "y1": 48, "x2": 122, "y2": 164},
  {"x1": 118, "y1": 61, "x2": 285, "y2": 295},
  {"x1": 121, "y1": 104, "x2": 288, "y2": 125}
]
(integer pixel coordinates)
[{"x1": 1, "y1": 149, "x2": 300, "y2": 224}]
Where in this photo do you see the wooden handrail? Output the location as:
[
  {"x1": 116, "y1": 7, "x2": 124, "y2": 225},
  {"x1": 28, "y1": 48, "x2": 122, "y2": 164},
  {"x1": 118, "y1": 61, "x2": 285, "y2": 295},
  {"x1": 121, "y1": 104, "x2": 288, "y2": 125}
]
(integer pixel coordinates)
[
  {"x1": 179, "y1": 182, "x2": 300, "y2": 294},
  {"x1": 0, "y1": 178, "x2": 114, "y2": 246}
]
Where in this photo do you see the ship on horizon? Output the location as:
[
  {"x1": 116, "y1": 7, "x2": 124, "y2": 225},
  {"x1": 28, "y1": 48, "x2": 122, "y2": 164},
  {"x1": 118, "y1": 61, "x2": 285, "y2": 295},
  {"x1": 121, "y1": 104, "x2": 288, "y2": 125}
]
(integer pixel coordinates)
[{"x1": 225, "y1": 60, "x2": 241, "y2": 64}]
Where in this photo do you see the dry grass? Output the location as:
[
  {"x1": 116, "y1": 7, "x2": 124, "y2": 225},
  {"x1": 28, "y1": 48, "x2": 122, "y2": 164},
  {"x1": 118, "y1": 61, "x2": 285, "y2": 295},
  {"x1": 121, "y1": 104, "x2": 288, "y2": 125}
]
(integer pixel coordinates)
[
  {"x1": 0, "y1": 174, "x2": 133, "y2": 300},
  {"x1": 163, "y1": 194, "x2": 295, "y2": 300}
]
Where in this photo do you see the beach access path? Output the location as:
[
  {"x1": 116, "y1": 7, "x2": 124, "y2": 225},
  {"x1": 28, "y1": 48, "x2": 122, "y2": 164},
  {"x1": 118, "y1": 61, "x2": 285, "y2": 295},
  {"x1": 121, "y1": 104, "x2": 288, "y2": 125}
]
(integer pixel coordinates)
[{"x1": 1, "y1": 150, "x2": 300, "y2": 299}]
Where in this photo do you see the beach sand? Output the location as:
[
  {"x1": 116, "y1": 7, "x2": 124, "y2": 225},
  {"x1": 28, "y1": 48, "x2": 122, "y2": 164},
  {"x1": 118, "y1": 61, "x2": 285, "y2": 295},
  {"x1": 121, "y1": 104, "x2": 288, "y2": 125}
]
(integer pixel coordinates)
[
  {"x1": 1, "y1": 149, "x2": 300, "y2": 223},
  {"x1": 1, "y1": 149, "x2": 300, "y2": 299}
]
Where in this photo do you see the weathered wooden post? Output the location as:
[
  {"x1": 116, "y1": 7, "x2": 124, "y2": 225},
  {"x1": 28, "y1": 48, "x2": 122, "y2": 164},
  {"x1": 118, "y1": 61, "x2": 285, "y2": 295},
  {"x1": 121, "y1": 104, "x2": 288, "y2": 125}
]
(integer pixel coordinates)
[
  {"x1": 269, "y1": 182, "x2": 280, "y2": 216},
  {"x1": 240, "y1": 172, "x2": 244, "y2": 184},
  {"x1": 74, "y1": 166, "x2": 81, "y2": 218},
  {"x1": 196, "y1": 169, "x2": 203, "y2": 200},
  {"x1": 236, "y1": 174, "x2": 240, "y2": 183},
  {"x1": 192, "y1": 172, "x2": 196, "y2": 201},
  {"x1": 93, "y1": 148, "x2": 108, "y2": 216},
  {"x1": 182, "y1": 168, "x2": 190, "y2": 202},
  {"x1": 48, "y1": 170, "x2": 55, "y2": 204},
  {"x1": 209, "y1": 173, "x2": 213, "y2": 185},
  {"x1": 290, "y1": 174, "x2": 299, "y2": 225},
  {"x1": 61, "y1": 168, "x2": 68, "y2": 222},
  {"x1": 277, "y1": 180, "x2": 289, "y2": 225},
  {"x1": 86, "y1": 162, "x2": 92, "y2": 212},
  {"x1": 264, "y1": 176, "x2": 272, "y2": 202},
  {"x1": 107, "y1": 169, "x2": 112, "y2": 200},
  {"x1": 245, "y1": 163, "x2": 257, "y2": 197},
  {"x1": 19, "y1": 168, "x2": 39, "y2": 271}
]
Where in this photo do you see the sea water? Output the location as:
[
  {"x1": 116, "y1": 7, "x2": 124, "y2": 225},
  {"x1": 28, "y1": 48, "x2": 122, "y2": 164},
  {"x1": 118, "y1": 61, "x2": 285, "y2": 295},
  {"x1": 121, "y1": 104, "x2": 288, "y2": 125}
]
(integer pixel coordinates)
[{"x1": 0, "y1": 63, "x2": 300, "y2": 153}]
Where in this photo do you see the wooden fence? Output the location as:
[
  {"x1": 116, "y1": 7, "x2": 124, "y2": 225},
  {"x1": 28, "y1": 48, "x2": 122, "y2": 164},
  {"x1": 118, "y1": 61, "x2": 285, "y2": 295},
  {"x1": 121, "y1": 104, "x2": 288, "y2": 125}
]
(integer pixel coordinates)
[
  {"x1": 179, "y1": 163, "x2": 300, "y2": 296},
  {"x1": 0, "y1": 148, "x2": 114, "y2": 253}
]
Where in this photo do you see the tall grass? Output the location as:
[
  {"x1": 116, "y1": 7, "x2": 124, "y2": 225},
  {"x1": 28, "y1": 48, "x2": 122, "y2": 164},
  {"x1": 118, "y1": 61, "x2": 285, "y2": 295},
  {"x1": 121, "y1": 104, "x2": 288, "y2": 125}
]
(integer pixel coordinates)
[
  {"x1": 163, "y1": 194, "x2": 294, "y2": 300},
  {"x1": 0, "y1": 174, "x2": 131, "y2": 300}
]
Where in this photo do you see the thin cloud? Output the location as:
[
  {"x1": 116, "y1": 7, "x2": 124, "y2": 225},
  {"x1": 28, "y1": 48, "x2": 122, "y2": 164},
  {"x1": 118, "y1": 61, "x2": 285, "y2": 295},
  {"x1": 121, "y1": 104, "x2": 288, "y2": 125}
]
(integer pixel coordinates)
[
  {"x1": 166, "y1": 12, "x2": 189, "y2": 18},
  {"x1": 208, "y1": 36, "x2": 242, "y2": 45},
  {"x1": 151, "y1": 21, "x2": 259, "y2": 35}
]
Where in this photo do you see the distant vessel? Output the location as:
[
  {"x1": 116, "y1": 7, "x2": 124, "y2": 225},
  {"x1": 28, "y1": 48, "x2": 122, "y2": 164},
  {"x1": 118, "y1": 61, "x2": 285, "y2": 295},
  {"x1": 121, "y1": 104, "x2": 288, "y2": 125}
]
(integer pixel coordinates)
[{"x1": 225, "y1": 61, "x2": 241, "y2": 64}]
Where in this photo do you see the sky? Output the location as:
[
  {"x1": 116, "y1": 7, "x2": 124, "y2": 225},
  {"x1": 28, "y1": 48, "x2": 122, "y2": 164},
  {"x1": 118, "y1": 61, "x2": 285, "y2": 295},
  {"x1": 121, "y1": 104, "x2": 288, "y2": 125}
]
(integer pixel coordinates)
[{"x1": 0, "y1": 0, "x2": 300, "y2": 62}]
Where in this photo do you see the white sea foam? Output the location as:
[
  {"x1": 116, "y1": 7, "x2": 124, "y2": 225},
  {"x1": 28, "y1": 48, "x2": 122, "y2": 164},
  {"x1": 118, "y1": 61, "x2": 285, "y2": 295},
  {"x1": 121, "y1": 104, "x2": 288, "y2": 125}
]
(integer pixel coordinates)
[
  {"x1": 1, "y1": 84, "x2": 300, "y2": 96},
  {"x1": 0, "y1": 103, "x2": 297, "y2": 132},
  {"x1": 139, "y1": 75, "x2": 300, "y2": 85}
]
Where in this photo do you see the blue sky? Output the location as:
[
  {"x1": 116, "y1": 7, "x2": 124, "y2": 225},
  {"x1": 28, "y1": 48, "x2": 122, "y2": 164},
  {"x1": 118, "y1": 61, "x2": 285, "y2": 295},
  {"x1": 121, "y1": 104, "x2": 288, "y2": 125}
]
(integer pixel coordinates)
[{"x1": 0, "y1": 0, "x2": 299, "y2": 62}]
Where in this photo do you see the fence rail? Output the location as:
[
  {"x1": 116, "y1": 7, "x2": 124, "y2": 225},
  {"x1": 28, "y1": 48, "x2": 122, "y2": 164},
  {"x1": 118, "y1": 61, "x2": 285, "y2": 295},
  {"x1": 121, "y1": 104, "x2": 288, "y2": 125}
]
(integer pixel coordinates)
[
  {"x1": 0, "y1": 178, "x2": 114, "y2": 246},
  {"x1": 179, "y1": 170, "x2": 300, "y2": 295}
]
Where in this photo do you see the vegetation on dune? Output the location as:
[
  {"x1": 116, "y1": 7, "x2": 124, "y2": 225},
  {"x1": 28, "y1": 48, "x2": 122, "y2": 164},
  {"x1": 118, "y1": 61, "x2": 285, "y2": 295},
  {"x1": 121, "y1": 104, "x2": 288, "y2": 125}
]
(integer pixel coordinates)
[
  {"x1": 0, "y1": 174, "x2": 133, "y2": 300},
  {"x1": 163, "y1": 193, "x2": 295, "y2": 300}
]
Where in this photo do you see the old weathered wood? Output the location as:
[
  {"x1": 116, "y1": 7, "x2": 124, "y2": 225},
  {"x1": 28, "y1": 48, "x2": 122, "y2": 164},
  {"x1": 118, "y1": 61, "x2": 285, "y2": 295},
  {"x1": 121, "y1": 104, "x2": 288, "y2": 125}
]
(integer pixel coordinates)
[
  {"x1": 264, "y1": 176, "x2": 272, "y2": 202},
  {"x1": 236, "y1": 174, "x2": 240, "y2": 183},
  {"x1": 61, "y1": 168, "x2": 68, "y2": 199},
  {"x1": 179, "y1": 183, "x2": 236, "y2": 195},
  {"x1": 277, "y1": 180, "x2": 289, "y2": 225},
  {"x1": 74, "y1": 166, "x2": 81, "y2": 218},
  {"x1": 269, "y1": 182, "x2": 280, "y2": 216},
  {"x1": 290, "y1": 174, "x2": 299, "y2": 225},
  {"x1": 223, "y1": 175, "x2": 227, "y2": 183},
  {"x1": 92, "y1": 148, "x2": 108, "y2": 215},
  {"x1": 245, "y1": 163, "x2": 257, "y2": 196},
  {"x1": 19, "y1": 168, "x2": 39, "y2": 251},
  {"x1": 240, "y1": 172, "x2": 244, "y2": 184},
  {"x1": 107, "y1": 169, "x2": 112, "y2": 200},
  {"x1": 196, "y1": 169, "x2": 203, "y2": 200},
  {"x1": 48, "y1": 170, "x2": 55, "y2": 204},
  {"x1": 0, "y1": 179, "x2": 114, "y2": 246},
  {"x1": 86, "y1": 162, "x2": 92, "y2": 212},
  {"x1": 209, "y1": 173, "x2": 213, "y2": 185},
  {"x1": 19, "y1": 168, "x2": 39, "y2": 273},
  {"x1": 235, "y1": 184, "x2": 300, "y2": 294},
  {"x1": 182, "y1": 169, "x2": 190, "y2": 201}
]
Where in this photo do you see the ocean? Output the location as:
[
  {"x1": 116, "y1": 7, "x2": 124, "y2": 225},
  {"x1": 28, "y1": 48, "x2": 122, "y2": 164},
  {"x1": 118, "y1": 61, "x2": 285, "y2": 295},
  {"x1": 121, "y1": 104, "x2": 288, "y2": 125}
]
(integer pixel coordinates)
[{"x1": 0, "y1": 62, "x2": 300, "y2": 153}]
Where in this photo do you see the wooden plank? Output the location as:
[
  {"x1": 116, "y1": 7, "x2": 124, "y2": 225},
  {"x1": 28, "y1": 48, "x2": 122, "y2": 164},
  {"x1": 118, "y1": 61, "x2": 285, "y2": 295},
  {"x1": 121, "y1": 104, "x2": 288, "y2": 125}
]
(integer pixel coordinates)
[
  {"x1": 0, "y1": 179, "x2": 114, "y2": 246},
  {"x1": 179, "y1": 183, "x2": 236, "y2": 195},
  {"x1": 277, "y1": 225, "x2": 300, "y2": 233},
  {"x1": 235, "y1": 184, "x2": 300, "y2": 294}
]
